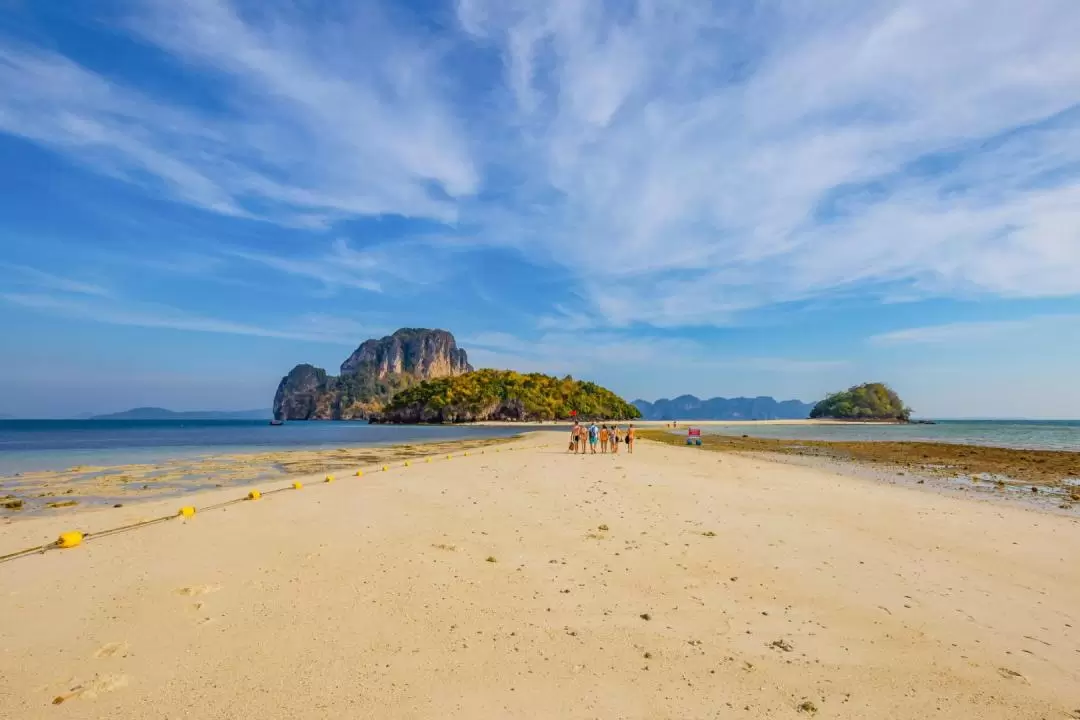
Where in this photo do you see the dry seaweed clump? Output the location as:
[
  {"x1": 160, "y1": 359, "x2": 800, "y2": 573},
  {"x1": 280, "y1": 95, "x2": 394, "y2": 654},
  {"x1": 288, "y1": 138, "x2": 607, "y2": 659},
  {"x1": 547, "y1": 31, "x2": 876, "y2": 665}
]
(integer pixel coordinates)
[{"x1": 1, "y1": 497, "x2": 24, "y2": 510}]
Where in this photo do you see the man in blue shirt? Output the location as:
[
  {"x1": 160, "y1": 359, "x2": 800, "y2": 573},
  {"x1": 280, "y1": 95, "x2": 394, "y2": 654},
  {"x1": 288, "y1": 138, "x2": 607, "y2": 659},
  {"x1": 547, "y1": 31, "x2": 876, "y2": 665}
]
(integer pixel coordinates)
[{"x1": 588, "y1": 422, "x2": 600, "y2": 454}]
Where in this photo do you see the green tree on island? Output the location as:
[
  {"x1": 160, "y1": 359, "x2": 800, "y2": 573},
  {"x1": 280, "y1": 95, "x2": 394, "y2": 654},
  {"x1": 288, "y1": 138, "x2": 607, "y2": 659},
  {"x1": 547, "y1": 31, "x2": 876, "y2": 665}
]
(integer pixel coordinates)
[
  {"x1": 810, "y1": 382, "x2": 912, "y2": 422},
  {"x1": 377, "y1": 369, "x2": 641, "y2": 423}
]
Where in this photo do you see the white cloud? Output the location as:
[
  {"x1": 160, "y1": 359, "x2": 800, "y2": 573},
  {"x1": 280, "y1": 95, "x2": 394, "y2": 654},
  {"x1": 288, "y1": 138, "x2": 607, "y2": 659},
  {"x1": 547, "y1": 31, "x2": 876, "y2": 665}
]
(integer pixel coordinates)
[
  {"x1": 0, "y1": 292, "x2": 371, "y2": 344},
  {"x1": 869, "y1": 314, "x2": 1080, "y2": 345},
  {"x1": 2, "y1": 0, "x2": 1079, "y2": 328},
  {"x1": 226, "y1": 237, "x2": 462, "y2": 293},
  {"x1": 0, "y1": 262, "x2": 111, "y2": 297},
  {"x1": 0, "y1": 0, "x2": 476, "y2": 225},
  {"x1": 455, "y1": 0, "x2": 1080, "y2": 323}
]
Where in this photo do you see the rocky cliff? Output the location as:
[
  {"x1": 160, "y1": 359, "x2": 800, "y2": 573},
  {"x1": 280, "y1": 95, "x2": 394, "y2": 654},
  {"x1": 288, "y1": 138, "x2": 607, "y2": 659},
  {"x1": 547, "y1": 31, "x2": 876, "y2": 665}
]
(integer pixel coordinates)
[{"x1": 273, "y1": 329, "x2": 474, "y2": 420}]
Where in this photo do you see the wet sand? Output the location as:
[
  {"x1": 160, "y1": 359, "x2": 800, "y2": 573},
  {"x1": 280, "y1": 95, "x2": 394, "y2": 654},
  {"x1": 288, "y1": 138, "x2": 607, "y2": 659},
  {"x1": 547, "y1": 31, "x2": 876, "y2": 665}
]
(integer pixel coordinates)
[
  {"x1": 1, "y1": 434, "x2": 1078, "y2": 719},
  {"x1": 0, "y1": 436, "x2": 518, "y2": 519},
  {"x1": 640, "y1": 429, "x2": 1080, "y2": 506}
]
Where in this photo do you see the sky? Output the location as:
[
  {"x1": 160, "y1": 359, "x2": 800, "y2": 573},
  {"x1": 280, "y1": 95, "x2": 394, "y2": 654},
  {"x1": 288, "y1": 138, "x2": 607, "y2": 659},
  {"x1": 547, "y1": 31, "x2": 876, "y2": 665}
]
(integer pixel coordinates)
[{"x1": 1, "y1": 0, "x2": 1079, "y2": 419}]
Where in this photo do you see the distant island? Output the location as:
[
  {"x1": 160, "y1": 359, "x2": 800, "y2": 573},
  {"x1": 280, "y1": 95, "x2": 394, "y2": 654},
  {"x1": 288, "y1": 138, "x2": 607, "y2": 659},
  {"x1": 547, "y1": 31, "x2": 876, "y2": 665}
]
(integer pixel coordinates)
[
  {"x1": 810, "y1": 382, "x2": 911, "y2": 422},
  {"x1": 274, "y1": 328, "x2": 472, "y2": 420},
  {"x1": 371, "y1": 369, "x2": 641, "y2": 423},
  {"x1": 91, "y1": 407, "x2": 271, "y2": 420},
  {"x1": 274, "y1": 328, "x2": 640, "y2": 423},
  {"x1": 632, "y1": 395, "x2": 814, "y2": 421}
]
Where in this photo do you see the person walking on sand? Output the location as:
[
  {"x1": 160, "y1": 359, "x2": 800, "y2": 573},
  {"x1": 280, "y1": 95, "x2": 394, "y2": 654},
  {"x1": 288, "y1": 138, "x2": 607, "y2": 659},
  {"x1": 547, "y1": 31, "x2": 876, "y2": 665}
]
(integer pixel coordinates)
[
  {"x1": 569, "y1": 421, "x2": 579, "y2": 453},
  {"x1": 599, "y1": 424, "x2": 610, "y2": 453},
  {"x1": 588, "y1": 421, "x2": 599, "y2": 454},
  {"x1": 626, "y1": 424, "x2": 636, "y2": 454},
  {"x1": 611, "y1": 424, "x2": 620, "y2": 454}
]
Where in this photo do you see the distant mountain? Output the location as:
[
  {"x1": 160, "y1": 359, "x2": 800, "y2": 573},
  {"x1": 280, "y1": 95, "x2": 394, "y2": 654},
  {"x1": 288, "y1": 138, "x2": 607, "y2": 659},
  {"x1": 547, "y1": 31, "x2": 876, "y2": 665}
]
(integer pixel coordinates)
[
  {"x1": 632, "y1": 395, "x2": 814, "y2": 421},
  {"x1": 91, "y1": 407, "x2": 271, "y2": 420},
  {"x1": 0, "y1": 413, "x2": 14, "y2": 420}
]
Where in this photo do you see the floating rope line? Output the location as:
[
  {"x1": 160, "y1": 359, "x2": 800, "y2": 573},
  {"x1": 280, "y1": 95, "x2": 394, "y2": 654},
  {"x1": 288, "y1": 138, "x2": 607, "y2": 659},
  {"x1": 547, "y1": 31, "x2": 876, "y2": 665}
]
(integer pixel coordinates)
[{"x1": 0, "y1": 441, "x2": 519, "y2": 565}]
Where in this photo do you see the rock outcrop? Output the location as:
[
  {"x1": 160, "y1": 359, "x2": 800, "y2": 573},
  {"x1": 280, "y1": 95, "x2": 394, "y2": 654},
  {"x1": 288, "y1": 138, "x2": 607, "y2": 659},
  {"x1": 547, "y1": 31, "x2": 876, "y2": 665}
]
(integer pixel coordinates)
[
  {"x1": 340, "y1": 328, "x2": 470, "y2": 378},
  {"x1": 273, "y1": 329, "x2": 473, "y2": 421}
]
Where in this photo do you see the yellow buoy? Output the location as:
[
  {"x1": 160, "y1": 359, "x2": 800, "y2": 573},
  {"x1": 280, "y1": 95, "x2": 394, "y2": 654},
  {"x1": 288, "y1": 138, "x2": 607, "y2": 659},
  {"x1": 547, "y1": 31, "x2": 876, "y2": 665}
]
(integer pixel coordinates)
[
  {"x1": 355, "y1": 470, "x2": 363, "y2": 477},
  {"x1": 56, "y1": 531, "x2": 83, "y2": 549},
  {"x1": 325, "y1": 474, "x2": 334, "y2": 483},
  {"x1": 382, "y1": 465, "x2": 389, "y2": 472},
  {"x1": 447, "y1": 454, "x2": 452, "y2": 460},
  {"x1": 178, "y1": 506, "x2": 196, "y2": 518},
  {"x1": 292, "y1": 481, "x2": 303, "y2": 490},
  {"x1": 247, "y1": 490, "x2": 261, "y2": 501},
  {"x1": 404, "y1": 460, "x2": 411, "y2": 467},
  {"x1": 426, "y1": 457, "x2": 432, "y2": 463}
]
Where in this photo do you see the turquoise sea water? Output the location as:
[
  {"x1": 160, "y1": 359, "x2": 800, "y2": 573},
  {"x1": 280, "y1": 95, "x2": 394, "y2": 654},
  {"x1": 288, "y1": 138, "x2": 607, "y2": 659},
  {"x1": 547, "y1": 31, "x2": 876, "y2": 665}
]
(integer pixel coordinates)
[
  {"x1": 0, "y1": 419, "x2": 547, "y2": 475},
  {"x1": 696, "y1": 419, "x2": 1080, "y2": 452}
]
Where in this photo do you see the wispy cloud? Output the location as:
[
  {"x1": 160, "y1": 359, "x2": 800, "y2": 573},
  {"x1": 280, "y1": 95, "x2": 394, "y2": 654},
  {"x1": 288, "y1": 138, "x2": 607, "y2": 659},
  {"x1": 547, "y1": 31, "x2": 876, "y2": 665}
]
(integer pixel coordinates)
[
  {"x1": 0, "y1": 292, "x2": 371, "y2": 344},
  {"x1": 454, "y1": 0, "x2": 1080, "y2": 324},
  {"x1": 2, "y1": 0, "x2": 1079, "y2": 329},
  {"x1": 465, "y1": 330, "x2": 847, "y2": 380},
  {"x1": 227, "y1": 237, "x2": 462, "y2": 294},
  {"x1": 0, "y1": 0, "x2": 476, "y2": 225},
  {"x1": 869, "y1": 314, "x2": 1080, "y2": 346},
  {"x1": 0, "y1": 262, "x2": 111, "y2": 297}
]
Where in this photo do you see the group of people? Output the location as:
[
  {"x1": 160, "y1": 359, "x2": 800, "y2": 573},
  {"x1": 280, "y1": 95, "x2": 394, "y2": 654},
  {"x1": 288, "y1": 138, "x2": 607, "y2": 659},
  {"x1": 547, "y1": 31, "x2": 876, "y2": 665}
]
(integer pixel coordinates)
[{"x1": 568, "y1": 420, "x2": 635, "y2": 454}]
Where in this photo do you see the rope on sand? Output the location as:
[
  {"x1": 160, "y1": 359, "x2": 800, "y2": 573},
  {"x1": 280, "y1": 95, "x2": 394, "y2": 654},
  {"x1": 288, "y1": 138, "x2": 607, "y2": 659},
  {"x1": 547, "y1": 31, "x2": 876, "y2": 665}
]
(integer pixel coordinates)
[{"x1": 0, "y1": 442, "x2": 518, "y2": 565}]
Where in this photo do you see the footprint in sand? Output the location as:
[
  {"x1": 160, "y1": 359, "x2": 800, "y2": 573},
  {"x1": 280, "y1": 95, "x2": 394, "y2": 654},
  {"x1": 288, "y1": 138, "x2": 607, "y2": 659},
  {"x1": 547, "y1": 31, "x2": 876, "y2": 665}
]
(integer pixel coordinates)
[
  {"x1": 92, "y1": 641, "x2": 128, "y2": 659},
  {"x1": 52, "y1": 674, "x2": 129, "y2": 704},
  {"x1": 997, "y1": 667, "x2": 1028, "y2": 682},
  {"x1": 177, "y1": 584, "x2": 222, "y2": 597}
]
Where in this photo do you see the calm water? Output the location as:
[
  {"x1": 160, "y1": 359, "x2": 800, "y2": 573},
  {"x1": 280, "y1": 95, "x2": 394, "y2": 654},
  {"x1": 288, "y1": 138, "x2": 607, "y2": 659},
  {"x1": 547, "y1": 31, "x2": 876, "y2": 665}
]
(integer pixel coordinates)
[
  {"x1": 0, "y1": 419, "x2": 548, "y2": 474},
  {"x1": 697, "y1": 419, "x2": 1080, "y2": 452}
]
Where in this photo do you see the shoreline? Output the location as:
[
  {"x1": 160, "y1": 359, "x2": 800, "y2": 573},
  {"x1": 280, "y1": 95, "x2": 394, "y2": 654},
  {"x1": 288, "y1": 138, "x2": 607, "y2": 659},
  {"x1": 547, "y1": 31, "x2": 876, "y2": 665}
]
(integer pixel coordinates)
[
  {"x1": 639, "y1": 429, "x2": 1080, "y2": 512},
  {"x1": 0, "y1": 435, "x2": 521, "y2": 521},
  {"x1": 1, "y1": 433, "x2": 1077, "y2": 718}
]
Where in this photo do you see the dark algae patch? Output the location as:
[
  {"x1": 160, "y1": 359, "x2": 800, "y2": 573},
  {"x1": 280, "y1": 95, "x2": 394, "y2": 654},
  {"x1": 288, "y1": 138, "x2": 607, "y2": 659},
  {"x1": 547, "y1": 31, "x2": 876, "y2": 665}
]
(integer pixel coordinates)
[{"x1": 640, "y1": 430, "x2": 1080, "y2": 489}]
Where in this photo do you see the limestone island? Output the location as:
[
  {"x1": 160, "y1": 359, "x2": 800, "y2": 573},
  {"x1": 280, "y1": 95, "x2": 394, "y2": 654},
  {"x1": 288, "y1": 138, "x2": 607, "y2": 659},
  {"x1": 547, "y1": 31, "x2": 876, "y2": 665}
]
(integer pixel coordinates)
[{"x1": 274, "y1": 328, "x2": 640, "y2": 423}]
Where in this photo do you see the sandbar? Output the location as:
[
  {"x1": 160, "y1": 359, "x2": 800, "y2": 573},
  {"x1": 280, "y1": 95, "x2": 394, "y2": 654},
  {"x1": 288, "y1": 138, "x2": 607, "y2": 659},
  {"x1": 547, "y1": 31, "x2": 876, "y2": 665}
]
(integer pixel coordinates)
[{"x1": 1, "y1": 434, "x2": 1077, "y2": 718}]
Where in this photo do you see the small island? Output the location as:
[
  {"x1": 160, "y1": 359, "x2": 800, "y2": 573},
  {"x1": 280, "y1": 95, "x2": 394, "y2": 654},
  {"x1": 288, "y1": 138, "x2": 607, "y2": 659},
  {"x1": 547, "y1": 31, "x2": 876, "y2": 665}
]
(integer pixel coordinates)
[
  {"x1": 371, "y1": 369, "x2": 641, "y2": 423},
  {"x1": 810, "y1": 382, "x2": 912, "y2": 422}
]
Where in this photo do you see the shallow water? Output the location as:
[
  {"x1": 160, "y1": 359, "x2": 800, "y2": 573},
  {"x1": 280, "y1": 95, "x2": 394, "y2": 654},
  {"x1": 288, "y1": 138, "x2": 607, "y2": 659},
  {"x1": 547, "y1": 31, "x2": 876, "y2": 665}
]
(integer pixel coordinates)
[
  {"x1": 0, "y1": 419, "x2": 551, "y2": 474},
  {"x1": 694, "y1": 419, "x2": 1080, "y2": 452}
]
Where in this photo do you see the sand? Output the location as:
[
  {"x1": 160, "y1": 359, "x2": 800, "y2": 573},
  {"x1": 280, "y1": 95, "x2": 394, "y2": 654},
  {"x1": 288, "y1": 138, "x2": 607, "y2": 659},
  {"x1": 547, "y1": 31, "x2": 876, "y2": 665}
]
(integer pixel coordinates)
[{"x1": 1, "y1": 435, "x2": 1078, "y2": 719}]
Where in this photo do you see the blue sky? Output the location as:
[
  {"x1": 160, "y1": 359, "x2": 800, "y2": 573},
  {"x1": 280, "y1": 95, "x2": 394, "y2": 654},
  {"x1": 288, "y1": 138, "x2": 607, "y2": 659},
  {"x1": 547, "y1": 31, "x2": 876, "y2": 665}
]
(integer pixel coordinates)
[{"x1": 1, "y1": 0, "x2": 1079, "y2": 419}]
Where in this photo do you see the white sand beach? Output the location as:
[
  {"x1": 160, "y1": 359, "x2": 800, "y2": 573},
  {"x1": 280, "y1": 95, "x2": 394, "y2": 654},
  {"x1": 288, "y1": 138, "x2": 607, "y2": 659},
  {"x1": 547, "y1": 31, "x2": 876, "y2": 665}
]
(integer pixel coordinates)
[{"x1": 1, "y1": 434, "x2": 1077, "y2": 719}]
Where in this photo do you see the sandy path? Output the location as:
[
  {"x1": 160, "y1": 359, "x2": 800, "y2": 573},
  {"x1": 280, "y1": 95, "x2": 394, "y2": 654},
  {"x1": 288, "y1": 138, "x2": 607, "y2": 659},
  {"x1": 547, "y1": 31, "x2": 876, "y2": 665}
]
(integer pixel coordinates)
[{"x1": 1, "y1": 436, "x2": 1077, "y2": 719}]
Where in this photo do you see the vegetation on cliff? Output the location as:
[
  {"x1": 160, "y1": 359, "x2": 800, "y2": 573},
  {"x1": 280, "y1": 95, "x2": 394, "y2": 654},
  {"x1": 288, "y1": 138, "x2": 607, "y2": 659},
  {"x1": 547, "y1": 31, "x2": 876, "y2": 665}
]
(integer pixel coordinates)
[
  {"x1": 273, "y1": 329, "x2": 472, "y2": 420},
  {"x1": 810, "y1": 382, "x2": 911, "y2": 421},
  {"x1": 374, "y1": 369, "x2": 642, "y2": 423}
]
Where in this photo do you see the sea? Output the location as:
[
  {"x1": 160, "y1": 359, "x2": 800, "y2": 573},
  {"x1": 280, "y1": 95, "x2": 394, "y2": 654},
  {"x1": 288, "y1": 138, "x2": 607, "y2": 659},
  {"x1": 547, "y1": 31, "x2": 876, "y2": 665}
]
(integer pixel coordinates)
[
  {"x1": 1, "y1": 418, "x2": 1077, "y2": 476},
  {"x1": 0, "y1": 419, "x2": 549, "y2": 475},
  {"x1": 695, "y1": 419, "x2": 1080, "y2": 452}
]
